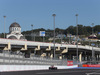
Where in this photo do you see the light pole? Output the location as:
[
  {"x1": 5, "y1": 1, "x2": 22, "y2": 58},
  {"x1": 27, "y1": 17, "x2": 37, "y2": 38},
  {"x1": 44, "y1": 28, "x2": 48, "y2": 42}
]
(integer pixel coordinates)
[
  {"x1": 52, "y1": 14, "x2": 56, "y2": 59},
  {"x1": 91, "y1": 23, "x2": 95, "y2": 62},
  {"x1": 31, "y1": 24, "x2": 35, "y2": 41},
  {"x1": 3, "y1": 16, "x2": 6, "y2": 64},
  {"x1": 61, "y1": 32, "x2": 62, "y2": 45},
  {"x1": 31, "y1": 24, "x2": 33, "y2": 41},
  {"x1": 3, "y1": 16, "x2": 6, "y2": 38},
  {"x1": 31, "y1": 24, "x2": 36, "y2": 55},
  {"x1": 76, "y1": 14, "x2": 78, "y2": 63}
]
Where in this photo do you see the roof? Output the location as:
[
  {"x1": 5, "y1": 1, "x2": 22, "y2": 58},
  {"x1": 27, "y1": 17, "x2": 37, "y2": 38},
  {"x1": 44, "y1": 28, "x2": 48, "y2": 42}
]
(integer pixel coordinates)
[{"x1": 10, "y1": 22, "x2": 21, "y2": 27}]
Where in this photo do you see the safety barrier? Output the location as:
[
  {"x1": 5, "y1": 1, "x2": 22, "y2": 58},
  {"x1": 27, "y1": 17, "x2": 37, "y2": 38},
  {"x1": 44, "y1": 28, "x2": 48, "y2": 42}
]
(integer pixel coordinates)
[
  {"x1": 0, "y1": 52, "x2": 67, "y2": 65},
  {"x1": 0, "y1": 65, "x2": 78, "y2": 72}
]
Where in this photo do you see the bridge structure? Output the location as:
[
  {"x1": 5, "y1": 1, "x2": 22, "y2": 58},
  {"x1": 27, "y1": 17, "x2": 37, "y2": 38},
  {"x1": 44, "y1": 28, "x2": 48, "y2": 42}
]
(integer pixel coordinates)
[{"x1": 0, "y1": 38, "x2": 100, "y2": 62}]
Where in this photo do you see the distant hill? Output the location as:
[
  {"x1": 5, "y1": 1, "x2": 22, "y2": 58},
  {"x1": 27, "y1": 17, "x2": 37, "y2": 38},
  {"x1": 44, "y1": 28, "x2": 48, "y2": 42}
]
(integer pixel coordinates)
[{"x1": 1, "y1": 25, "x2": 100, "y2": 41}]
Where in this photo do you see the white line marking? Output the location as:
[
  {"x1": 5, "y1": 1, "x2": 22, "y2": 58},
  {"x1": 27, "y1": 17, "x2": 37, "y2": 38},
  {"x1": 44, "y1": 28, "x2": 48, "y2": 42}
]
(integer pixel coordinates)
[
  {"x1": 86, "y1": 73, "x2": 100, "y2": 75},
  {"x1": 86, "y1": 70, "x2": 100, "y2": 75},
  {"x1": 36, "y1": 71, "x2": 82, "y2": 74}
]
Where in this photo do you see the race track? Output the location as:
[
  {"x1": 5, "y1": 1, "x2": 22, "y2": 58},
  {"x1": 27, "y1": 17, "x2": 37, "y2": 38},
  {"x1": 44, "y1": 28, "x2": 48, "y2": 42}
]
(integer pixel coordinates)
[{"x1": 1, "y1": 68, "x2": 100, "y2": 75}]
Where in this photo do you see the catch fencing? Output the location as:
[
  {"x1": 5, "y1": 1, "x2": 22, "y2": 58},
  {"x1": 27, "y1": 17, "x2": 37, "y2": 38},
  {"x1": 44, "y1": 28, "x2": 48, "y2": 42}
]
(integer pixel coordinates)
[{"x1": 0, "y1": 51, "x2": 68, "y2": 65}]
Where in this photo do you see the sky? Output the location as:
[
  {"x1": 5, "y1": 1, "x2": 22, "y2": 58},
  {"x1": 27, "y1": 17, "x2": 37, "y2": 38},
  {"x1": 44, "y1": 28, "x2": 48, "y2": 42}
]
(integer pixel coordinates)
[{"x1": 0, "y1": 0, "x2": 100, "y2": 33}]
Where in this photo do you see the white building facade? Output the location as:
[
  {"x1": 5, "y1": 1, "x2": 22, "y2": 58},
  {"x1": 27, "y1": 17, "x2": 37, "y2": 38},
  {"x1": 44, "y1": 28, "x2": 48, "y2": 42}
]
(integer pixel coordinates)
[{"x1": 7, "y1": 22, "x2": 26, "y2": 40}]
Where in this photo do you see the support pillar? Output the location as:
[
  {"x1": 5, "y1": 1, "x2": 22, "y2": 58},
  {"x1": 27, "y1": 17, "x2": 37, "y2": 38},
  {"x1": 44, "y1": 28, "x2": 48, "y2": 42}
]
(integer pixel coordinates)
[
  {"x1": 3, "y1": 42, "x2": 11, "y2": 50},
  {"x1": 21, "y1": 43, "x2": 27, "y2": 51},
  {"x1": 50, "y1": 54, "x2": 53, "y2": 58},
  {"x1": 35, "y1": 45, "x2": 40, "y2": 50},
  {"x1": 46, "y1": 45, "x2": 51, "y2": 51},
  {"x1": 79, "y1": 52, "x2": 82, "y2": 62},
  {"x1": 59, "y1": 56, "x2": 62, "y2": 59}
]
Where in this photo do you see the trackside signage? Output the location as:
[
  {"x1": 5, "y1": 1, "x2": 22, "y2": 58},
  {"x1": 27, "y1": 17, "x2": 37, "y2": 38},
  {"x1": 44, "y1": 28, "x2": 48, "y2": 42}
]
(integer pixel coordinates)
[
  {"x1": 67, "y1": 61, "x2": 73, "y2": 66},
  {"x1": 83, "y1": 64, "x2": 100, "y2": 67},
  {"x1": 40, "y1": 31, "x2": 45, "y2": 36}
]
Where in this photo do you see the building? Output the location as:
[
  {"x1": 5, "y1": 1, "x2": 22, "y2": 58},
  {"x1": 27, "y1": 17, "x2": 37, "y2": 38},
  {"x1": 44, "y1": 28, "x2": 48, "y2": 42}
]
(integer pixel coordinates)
[
  {"x1": 88, "y1": 34, "x2": 97, "y2": 39},
  {"x1": 7, "y1": 22, "x2": 26, "y2": 40}
]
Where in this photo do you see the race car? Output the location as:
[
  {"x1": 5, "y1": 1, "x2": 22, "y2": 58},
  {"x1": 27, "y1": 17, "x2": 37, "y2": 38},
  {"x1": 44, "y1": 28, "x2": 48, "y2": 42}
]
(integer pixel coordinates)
[{"x1": 49, "y1": 65, "x2": 57, "y2": 70}]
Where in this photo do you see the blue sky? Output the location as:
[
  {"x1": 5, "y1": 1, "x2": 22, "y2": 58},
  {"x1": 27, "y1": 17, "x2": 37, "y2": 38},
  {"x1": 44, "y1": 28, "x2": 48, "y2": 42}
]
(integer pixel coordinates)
[{"x1": 0, "y1": 0, "x2": 100, "y2": 33}]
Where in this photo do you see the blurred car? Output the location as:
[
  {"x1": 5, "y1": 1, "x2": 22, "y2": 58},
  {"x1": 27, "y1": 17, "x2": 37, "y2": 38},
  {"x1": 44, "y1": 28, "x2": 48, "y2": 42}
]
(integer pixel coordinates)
[{"x1": 49, "y1": 65, "x2": 57, "y2": 70}]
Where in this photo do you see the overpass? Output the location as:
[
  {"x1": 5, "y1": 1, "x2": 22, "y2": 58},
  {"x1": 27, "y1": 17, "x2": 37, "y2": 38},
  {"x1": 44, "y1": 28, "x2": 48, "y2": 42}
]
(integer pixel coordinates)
[{"x1": 0, "y1": 38, "x2": 100, "y2": 62}]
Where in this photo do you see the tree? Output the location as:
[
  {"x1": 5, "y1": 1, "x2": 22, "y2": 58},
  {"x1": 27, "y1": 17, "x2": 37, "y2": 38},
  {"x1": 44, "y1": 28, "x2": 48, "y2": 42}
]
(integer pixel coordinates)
[
  {"x1": 94, "y1": 25, "x2": 100, "y2": 33},
  {"x1": 64, "y1": 26, "x2": 76, "y2": 35},
  {"x1": 64, "y1": 25, "x2": 93, "y2": 36}
]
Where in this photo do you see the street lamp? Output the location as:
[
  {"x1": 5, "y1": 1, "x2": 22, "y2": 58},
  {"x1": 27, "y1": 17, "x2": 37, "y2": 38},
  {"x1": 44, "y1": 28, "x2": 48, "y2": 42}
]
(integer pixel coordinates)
[
  {"x1": 91, "y1": 23, "x2": 95, "y2": 62},
  {"x1": 52, "y1": 14, "x2": 56, "y2": 59},
  {"x1": 31, "y1": 24, "x2": 36, "y2": 55},
  {"x1": 3, "y1": 16, "x2": 6, "y2": 64},
  {"x1": 31, "y1": 24, "x2": 35, "y2": 41},
  {"x1": 61, "y1": 32, "x2": 63, "y2": 45},
  {"x1": 76, "y1": 14, "x2": 78, "y2": 63},
  {"x1": 31, "y1": 24, "x2": 34, "y2": 41},
  {"x1": 3, "y1": 16, "x2": 6, "y2": 38}
]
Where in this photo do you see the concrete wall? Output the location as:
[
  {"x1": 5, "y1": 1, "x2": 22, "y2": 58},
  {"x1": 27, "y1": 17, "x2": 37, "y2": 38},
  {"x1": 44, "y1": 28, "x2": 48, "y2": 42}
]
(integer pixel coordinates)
[{"x1": 0, "y1": 65, "x2": 78, "y2": 72}]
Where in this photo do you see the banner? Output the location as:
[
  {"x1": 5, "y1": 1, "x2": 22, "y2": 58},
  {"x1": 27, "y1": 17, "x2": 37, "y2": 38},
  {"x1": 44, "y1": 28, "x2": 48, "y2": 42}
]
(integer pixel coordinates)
[
  {"x1": 67, "y1": 61, "x2": 73, "y2": 66},
  {"x1": 83, "y1": 64, "x2": 100, "y2": 67}
]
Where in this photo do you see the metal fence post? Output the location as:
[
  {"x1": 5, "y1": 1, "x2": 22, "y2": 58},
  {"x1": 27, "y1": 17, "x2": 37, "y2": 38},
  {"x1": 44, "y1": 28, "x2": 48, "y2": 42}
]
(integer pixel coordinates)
[
  {"x1": 9, "y1": 50, "x2": 10, "y2": 65},
  {"x1": 23, "y1": 53, "x2": 24, "y2": 65},
  {"x1": 3, "y1": 50, "x2": 5, "y2": 64},
  {"x1": 14, "y1": 52, "x2": 15, "y2": 65}
]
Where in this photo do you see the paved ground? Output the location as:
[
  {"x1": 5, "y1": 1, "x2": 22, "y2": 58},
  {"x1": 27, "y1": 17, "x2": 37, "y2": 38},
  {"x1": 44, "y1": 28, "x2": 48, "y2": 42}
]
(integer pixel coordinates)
[{"x1": 1, "y1": 68, "x2": 100, "y2": 75}]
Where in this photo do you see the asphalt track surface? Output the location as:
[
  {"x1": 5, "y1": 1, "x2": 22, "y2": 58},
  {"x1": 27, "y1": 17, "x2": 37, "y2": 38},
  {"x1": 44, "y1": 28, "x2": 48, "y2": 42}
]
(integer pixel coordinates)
[
  {"x1": 34, "y1": 69, "x2": 100, "y2": 75},
  {"x1": 1, "y1": 68, "x2": 100, "y2": 75}
]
